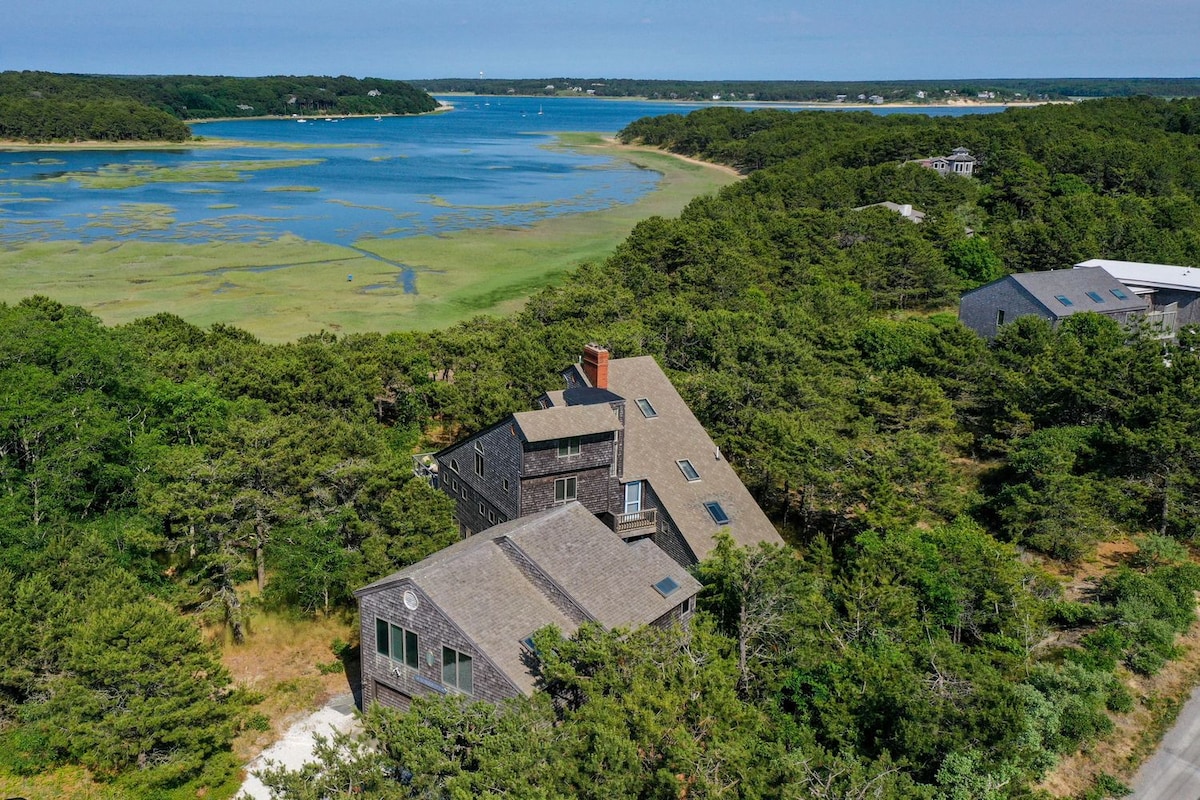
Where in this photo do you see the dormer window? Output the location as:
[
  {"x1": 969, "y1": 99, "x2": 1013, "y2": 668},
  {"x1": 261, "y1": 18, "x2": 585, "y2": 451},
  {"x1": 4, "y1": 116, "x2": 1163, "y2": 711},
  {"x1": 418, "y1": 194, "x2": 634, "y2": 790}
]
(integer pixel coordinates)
[
  {"x1": 636, "y1": 398, "x2": 657, "y2": 418},
  {"x1": 677, "y1": 459, "x2": 700, "y2": 482},
  {"x1": 557, "y1": 437, "x2": 581, "y2": 457}
]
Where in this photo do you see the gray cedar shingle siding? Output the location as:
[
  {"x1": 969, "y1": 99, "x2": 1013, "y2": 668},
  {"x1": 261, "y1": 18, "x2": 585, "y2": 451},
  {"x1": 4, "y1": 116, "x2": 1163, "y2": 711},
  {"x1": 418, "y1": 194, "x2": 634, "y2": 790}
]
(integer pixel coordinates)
[
  {"x1": 359, "y1": 579, "x2": 521, "y2": 706},
  {"x1": 435, "y1": 350, "x2": 781, "y2": 563},
  {"x1": 355, "y1": 504, "x2": 702, "y2": 703},
  {"x1": 641, "y1": 480, "x2": 698, "y2": 567},
  {"x1": 959, "y1": 268, "x2": 1150, "y2": 339},
  {"x1": 959, "y1": 277, "x2": 1048, "y2": 338}
]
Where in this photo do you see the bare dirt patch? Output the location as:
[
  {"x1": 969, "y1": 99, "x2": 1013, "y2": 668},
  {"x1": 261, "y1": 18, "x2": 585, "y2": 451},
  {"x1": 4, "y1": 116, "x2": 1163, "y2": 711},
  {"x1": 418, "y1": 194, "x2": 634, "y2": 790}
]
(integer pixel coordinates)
[{"x1": 213, "y1": 609, "x2": 358, "y2": 765}]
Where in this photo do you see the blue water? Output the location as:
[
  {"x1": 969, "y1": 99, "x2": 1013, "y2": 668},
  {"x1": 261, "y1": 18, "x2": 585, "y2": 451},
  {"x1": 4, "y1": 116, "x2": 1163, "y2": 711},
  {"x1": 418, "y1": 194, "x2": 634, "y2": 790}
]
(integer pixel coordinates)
[{"x1": 0, "y1": 96, "x2": 1003, "y2": 247}]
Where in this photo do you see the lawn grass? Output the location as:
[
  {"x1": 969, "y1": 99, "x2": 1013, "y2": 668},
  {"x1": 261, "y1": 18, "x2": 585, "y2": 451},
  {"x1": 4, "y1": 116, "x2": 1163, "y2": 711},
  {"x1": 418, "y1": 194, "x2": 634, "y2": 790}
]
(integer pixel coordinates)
[{"x1": 0, "y1": 135, "x2": 739, "y2": 341}]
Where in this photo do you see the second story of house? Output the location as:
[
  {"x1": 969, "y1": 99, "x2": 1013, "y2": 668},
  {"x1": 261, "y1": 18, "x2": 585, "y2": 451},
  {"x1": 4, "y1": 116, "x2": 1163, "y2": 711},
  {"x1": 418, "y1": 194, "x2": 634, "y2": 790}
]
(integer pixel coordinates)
[{"x1": 435, "y1": 345, "x2": 783, "y2": 566}]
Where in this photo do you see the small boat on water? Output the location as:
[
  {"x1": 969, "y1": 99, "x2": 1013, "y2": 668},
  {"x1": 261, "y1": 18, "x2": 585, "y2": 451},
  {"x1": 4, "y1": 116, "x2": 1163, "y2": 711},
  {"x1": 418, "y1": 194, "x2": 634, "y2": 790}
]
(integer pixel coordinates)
[
  {"x1": 374, "y1": 116, "x2": 382, "y2": 121},
  {"x1": 296, "y1": 118, "x2": 307, "y2": 123}
]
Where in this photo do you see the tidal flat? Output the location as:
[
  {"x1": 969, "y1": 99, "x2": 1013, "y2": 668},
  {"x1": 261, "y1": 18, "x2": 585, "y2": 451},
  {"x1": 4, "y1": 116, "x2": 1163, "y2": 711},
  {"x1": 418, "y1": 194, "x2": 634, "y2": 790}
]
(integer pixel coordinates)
[{"x1": 0, "y1": 135, "x2": 739, "y2": 341}]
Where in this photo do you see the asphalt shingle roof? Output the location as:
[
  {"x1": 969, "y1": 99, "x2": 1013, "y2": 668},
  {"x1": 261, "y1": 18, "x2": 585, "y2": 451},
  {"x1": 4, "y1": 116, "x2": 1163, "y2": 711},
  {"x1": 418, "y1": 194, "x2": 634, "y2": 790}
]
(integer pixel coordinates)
[
  {"x1": 967, "y1": 267, "x2": 1148, "y2": 317},
  {"x1": 512, "y1": 403, "x2": 622, "y2": 443},
  {"x1": 587, "y1": 356, "x2": 782, "y2": 561},
  {"x1": 356, "y1": 503, "x2": 700, "y2": 695}
]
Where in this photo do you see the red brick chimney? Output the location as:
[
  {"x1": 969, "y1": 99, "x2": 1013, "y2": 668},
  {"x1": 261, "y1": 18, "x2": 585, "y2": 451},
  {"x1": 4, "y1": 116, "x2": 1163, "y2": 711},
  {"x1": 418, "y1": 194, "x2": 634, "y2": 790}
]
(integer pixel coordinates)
[{"x1": 582, "y1": 344, "x2": 609, "y2": 389}]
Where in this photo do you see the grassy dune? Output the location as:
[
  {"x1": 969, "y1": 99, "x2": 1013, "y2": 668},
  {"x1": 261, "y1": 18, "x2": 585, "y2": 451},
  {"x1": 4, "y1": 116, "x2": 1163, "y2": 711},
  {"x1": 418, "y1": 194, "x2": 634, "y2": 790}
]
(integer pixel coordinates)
[{"x1": 0, "y1": 135, "x2": 739, "y2": 341}]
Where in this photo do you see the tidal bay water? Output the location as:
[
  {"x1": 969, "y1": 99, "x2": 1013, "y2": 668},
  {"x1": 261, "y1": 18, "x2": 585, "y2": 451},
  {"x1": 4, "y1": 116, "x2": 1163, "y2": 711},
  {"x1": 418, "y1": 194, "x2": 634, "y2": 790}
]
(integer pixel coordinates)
[{"x1": 0, "y1": 97, "x2": 1002, "y2": 247}]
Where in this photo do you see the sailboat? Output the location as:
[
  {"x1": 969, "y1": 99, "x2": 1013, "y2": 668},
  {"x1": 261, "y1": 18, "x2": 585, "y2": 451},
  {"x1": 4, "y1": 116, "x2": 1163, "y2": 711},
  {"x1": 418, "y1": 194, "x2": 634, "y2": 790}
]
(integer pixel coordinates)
[{"x1": 537, "y1": 105, "x2": 543, "y2": 116}]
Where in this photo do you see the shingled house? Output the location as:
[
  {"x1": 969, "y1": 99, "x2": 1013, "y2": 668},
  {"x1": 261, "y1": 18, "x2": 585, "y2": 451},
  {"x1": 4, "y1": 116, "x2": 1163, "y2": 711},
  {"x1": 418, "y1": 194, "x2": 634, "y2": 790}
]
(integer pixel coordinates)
[
  {"x1": 434, "y1": 346, "x2": 782, "y2": 566},
  {"x1": 355, "y1": 502, "x2": 701, "y2": 709},
  {"x1": 959, "y1": 267, "x2": 1151, "y2": 339}
]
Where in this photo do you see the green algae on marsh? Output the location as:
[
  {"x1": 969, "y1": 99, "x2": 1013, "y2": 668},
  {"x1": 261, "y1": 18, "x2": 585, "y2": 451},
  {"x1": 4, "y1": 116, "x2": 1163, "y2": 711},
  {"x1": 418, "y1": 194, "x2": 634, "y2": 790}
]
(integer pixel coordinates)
[{"x1": 33, "y1": 158, "x2": 325, "y2": 190}]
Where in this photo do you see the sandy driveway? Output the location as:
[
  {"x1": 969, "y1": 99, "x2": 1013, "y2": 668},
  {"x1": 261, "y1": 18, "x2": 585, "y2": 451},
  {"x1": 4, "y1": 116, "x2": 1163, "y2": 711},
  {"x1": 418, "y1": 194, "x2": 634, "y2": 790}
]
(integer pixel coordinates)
[{"x1": 236, "y1": 692, "x2": 360, "y2": 799}]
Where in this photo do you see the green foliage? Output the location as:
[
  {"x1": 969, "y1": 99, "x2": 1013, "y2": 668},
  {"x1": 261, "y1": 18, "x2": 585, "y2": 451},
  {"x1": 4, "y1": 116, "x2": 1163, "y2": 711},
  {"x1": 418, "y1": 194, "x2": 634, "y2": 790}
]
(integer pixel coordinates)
[
  {"x1": 9, "y1": 90, "x2": 1200, "y2": 796},
  {"x1": 0, "y1": 71, "x2": 438, "y2": 137}
]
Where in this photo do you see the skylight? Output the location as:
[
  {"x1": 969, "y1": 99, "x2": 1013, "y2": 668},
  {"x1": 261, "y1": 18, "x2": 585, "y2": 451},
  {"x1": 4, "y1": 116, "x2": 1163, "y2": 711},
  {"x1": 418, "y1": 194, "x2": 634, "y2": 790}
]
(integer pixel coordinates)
[
  {"x1": 1111, "y1": 288, "x2": 1129, "y2": 300},
  {"x1": 1055, "y1": 295, "x2": 1074, "y2": 307},
  {"x1": 635, "y1": 398, "x2": 657, "y2": 418},
  {"x1": 1085, "y1": 291, "x2": 1105, "y2": 303},
  {"x1": 704, "y1": 501, "x2": 730, "y2": 525},
  {"x1": 677, "y1": 459, "x2": 700, "y2": 481},
  {"x1": 654, "y1": 576, "x2": 681, "y2": 597}
]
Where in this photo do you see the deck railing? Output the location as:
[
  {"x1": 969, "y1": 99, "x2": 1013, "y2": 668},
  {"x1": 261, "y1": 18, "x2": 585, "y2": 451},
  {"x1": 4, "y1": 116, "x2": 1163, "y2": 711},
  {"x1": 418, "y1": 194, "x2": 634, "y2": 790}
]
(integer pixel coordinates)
[
  {"x1": 412, "y1": 453, "x2": 439, "y2": 487},
  {"x1": 612, "y1": 508, "x2": 657, "y2": 536}
]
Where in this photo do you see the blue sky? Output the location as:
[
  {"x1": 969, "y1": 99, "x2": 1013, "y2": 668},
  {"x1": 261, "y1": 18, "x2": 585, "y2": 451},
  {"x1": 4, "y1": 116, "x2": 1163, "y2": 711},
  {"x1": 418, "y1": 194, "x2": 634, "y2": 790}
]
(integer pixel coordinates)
[{"x1": 6, "y1": 0, "x2": 1199, "y2": 81}]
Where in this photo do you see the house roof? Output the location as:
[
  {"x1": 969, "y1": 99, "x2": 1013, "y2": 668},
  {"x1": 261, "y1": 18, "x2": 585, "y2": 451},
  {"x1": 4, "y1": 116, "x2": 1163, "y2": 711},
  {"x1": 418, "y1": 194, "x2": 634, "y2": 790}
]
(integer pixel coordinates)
[
  {"x1": 1076, "y1": 258, "x2": 1200, "y2": 293},
  {"x1": 512, "y1": 403, "x2": 622, "y2": 443},
  {"x1": 852, "y1": 201, "x2": 926, "y2": 223},
  {"x1": 965, "y1": 268, "x2": 1148, "y2": 318},
  {"x1": 356, "y1": 503, "x2": 700, "y2": 695},
  {"x1": 549, "y1": 355, "x2": 781, "y2": 561}
]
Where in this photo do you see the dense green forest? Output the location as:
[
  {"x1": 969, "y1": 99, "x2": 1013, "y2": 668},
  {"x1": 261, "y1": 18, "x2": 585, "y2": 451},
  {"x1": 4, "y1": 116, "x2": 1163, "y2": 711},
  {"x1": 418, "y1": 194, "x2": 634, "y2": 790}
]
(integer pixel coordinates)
[
  {"x1": 5, "y1": 97, "x2": 1200, "y2": 797},
  {"x1": 416, "y1": 76, "x2": 1200, "y2": 102},
  {"x1": 0, "y1": 72, "x2": 438, "y2": 142}
]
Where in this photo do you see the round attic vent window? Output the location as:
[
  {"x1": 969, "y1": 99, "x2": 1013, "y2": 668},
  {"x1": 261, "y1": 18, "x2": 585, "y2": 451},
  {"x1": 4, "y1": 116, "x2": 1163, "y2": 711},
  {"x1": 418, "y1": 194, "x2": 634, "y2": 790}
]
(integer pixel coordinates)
[{"x1": 403, "y1": 590, "x2": 419, "y2": 610}]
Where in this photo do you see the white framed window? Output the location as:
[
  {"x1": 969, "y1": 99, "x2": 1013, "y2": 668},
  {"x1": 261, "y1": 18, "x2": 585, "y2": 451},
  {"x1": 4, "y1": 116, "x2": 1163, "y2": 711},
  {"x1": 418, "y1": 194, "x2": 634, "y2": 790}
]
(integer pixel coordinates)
[
  {"x1": 557, "y1": 436, "x2": 581, "y2": 457},
  {"x1": 624, "y1": 481, "x2": 642, "y2": 514},
  {"x1": 442, "y1": 646, "x2": 473, "y2": 694},
  {"x1": 677, "y1": 459, "x2": 700, "y2": 482},
  {"x1": 635, "y1": 398, "x2": 657, "y2": 418},
  {"x1": 554, "y1": 476, "x2": 577, "y2": 502},
  {"x1": 474, "y1": 451, "x2": 484, "y2": 477},
  {"x1": 450, "y1": 458, "x2": 459, "y2": 473}
]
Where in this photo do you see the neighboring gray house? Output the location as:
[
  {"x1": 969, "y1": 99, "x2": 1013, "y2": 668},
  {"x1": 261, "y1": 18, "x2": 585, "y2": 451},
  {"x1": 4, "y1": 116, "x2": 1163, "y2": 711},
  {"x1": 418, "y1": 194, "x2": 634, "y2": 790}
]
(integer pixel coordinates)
[
  {"x1": 922, "y1": 146, "x2": 977, "y2": 177},
  {"x1": 355, "y1": 502, "x2": 701, "y2": 710},
  {"x1": 959, "y1": 267, "x2": 1149, "y2": 339},
  {"x1": 1076, "y1": 258, "x2": 1199, "y2": 329},
  {"x1": 434, "y1": 345, "x2": 782, "y2": 566}
]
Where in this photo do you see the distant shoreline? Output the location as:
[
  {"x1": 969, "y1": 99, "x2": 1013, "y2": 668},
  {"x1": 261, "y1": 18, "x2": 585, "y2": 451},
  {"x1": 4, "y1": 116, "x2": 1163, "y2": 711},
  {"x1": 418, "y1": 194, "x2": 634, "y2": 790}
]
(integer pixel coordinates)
[
  {"x1": 0, "y1": 103, "x2": 456, "y2": 150},
  {"x1": 432, "y1": 92, "x2": 1061, "y2": 111}
]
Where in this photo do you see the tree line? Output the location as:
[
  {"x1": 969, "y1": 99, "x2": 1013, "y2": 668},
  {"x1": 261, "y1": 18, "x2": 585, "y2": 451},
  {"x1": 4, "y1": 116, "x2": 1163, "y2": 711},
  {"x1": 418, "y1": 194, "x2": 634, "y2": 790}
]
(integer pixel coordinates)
[
  {"x1": 4, "y1": 95, "x2": 1200, "y2": 796},
  {"x1": 0, "y1": 71, "x2": 439, "y2": 143},
  {"x1": 414, "y1": 76, "x2": 1200, "y2": 102}
]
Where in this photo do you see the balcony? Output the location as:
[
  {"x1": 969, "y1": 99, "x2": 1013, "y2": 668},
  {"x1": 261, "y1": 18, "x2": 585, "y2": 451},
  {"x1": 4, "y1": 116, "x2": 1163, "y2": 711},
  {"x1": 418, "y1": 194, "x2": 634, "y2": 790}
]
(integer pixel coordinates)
[
  {"x1": 607, "y1": 508, "x2": 657, "y2": 538},
  {"x1": 412, "y1": 453, "x2": 439, "y2": 488}
]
